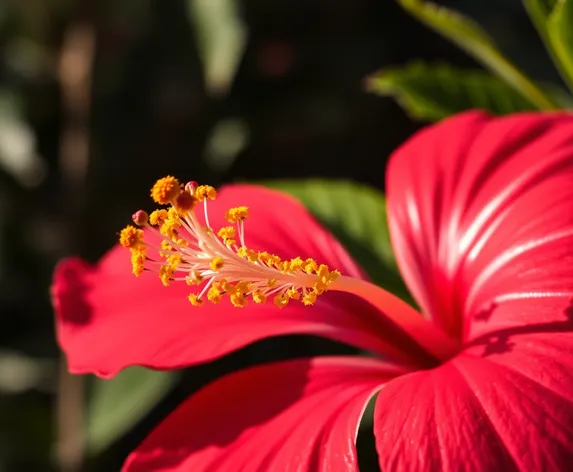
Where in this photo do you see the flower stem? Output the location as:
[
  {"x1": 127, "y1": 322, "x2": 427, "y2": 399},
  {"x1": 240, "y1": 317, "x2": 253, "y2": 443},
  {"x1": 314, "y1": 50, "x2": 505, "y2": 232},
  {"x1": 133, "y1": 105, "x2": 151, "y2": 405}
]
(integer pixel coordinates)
[{"x1": 331, "y1": 276, "x2": 461, "y2": 361}]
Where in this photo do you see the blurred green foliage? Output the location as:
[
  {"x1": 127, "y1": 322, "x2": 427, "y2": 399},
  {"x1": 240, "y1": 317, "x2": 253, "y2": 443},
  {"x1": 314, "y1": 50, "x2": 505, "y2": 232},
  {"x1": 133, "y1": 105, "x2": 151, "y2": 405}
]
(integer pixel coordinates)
[
  {"x1": 0, "y1": 0, "x2": 566, "y2": 471},
  {"x1": 371, "y1": 0, "x2": 573, "y2": 118},
  {"x1": 188, "y1": 0, "x2": 247, "y2": 97},
  {"x1": 86, "y1": 368, "x2": 180, "y2": 456}
]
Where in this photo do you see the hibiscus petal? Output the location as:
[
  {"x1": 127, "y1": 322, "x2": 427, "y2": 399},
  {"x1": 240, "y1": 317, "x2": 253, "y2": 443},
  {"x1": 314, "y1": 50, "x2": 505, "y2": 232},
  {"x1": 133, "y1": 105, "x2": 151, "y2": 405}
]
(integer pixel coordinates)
[
  {"x1": 53, "y1": 185, "x2": 428, "y2": 377},
  {"x1": 387, "y1": 111, "x2": 573, "y2": 341},
  {"x1": 124, "y1": 356, "x2": 400, "y2": 472},
  {"x1": 374, "y1": 353, "x2": 573, "y2": 471}
]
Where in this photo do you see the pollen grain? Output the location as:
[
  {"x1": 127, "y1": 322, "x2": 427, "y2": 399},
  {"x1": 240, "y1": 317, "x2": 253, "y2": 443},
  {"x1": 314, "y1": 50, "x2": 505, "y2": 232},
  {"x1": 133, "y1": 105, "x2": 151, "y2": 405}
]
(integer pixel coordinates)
[{"x1": 151, "y1": 176, "x2": 181, "y2": 205}]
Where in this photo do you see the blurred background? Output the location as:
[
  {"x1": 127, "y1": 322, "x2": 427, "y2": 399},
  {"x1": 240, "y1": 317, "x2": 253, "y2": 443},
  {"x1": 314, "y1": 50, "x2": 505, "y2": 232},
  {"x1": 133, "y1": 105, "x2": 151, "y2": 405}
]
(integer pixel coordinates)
[{"x1": 0, "y1": 0, "x2": 560, "y2": 470}]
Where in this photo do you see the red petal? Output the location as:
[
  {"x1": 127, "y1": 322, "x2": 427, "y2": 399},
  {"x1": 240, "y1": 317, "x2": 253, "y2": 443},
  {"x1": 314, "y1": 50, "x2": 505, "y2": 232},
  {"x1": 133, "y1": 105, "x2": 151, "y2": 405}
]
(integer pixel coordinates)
[
  {"x1": 53, "y1": 185, "x2": 426, "y2": 377},
  {"x1": 387, "y1": 111, "x2": 573, "y2": 340},
  {"x1": 374, "y1": 353, "x2": 573, "y2": 471},
  {"x1": 386, "y1": 112, "x2": 573, "y2": 469},
  {"x1": 124, "y1": 357, "x2": 399, "y2": 472}
]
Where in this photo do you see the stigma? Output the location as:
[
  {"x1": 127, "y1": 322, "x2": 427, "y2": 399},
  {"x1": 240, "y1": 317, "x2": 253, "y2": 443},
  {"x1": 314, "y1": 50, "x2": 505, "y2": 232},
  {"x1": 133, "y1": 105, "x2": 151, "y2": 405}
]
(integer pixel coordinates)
[{"x1": 119, "y1": 176, "x2": 340, "y2": 308}]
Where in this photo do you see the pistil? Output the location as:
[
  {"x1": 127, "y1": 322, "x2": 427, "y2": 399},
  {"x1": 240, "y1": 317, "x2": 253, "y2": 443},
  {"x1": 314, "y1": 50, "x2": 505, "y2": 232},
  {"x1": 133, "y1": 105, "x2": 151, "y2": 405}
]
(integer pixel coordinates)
[
  {"x1": 119, "y1": 177, "x2": 339, "y2": 308},
  {"x1": 330, "y1": 276, "x2": 461, "y2": 361}
]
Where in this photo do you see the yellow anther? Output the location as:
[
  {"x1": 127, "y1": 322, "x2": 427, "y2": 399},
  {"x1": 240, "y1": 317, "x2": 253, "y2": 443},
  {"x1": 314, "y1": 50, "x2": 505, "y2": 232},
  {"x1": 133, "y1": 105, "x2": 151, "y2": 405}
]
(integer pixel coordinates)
[
  {"x1": 286, "y1": 287, "x2": 300, "y2": 300},
  {"x1": 151, "y1": 176, "x2": 181, "y2": 205},
  {"x1": 160, "y1": 208, "x2": 182, "y2": 239},
  {"x1": 195, "y1": 185, "x2": 217, "y2": 202},
  {"x1": 303, "y1": 259, "x2": 318, "y2": 274},
  {"x1": 207, "y1": 285, "x2": 222, "y2": 304},
  {"x1": 303, "y1": 291, "x2": 318, "y2": 306},
  {"x1": 186, "y1": 271, "x2": 204, "y2": 285},
  {"x1": 257, "y1": 251, "x2": 271, "y2": 263},
  {"x1": 220, "y1": 279, "x2": 235, "y2": 294},
  {"x1": 159, "y1": 266, "x2": 174, "y2": 286},
  {"x1": 210, "y1": 256, "x2": 224, "y2": 271},
  {"x1": 278, "y1": 260, "x2": 291, "y2": 273},
  {"x1": 161, "y1": 240, "x2": 174, "y2": 252},
  {"x1": 313, "y1": 266, "x2": 340, "y2": 294},
  {"x1": 169, "y1": 207, "x2": 181, "y2": 220},
  {"x1": 314, "y1": 283, "x2": 326, "y2": 294},
  {"x1": 131, "y1": 249, "x2": 146, "y2": 277},
  {"x1": 267, "y1": 278, "x2": 277, "y2": 288},
  {"x1": 274, "y1": 294, "x2": 289, "y2": 308},
  {"x1": 218, "y1": 226, "x2": 236, "y2": 241},
  {"x1": 323, "y1": 270, "x2": 340, "y2": 286},
  {"x1": 246, "y1": 249, "x2": 258, "y2": 262},
  {"x1": 260, "y1": 253, "x2": 281, "y2": 266},
  {"x1": 225, "y1": 206, "x2": 249, "y2": 223},
  {"x1": 158, "y1": 254, "x2": 181, "y2": 286},
  {"x1": 317, "y1": 264, "x2": 330, "y2": 279},
  {"x1": 149, "y1": 209, "x2": 168, "y2": 226},
  {"x1": 236, "y1": 247, "x2": 259, "y2": 262},
  {"x1": 119, "y1": 226, "x2": 143, "y2": 249},
  {"x1": 235, "y1": 281, "x2": 251, "y2": 293},
  {"x1": 188, "y1": 294, "x2": 203, "y2": 306},
  {"x1": 253, "y1": 290, "x2": 267, "y2": 304},
  {"x1": 288, "y1": 257, "x2": 304, "y2": 272},
  {"x1": 166, "y1": 254, "x2": 182, "y2": 268},
  {"x1": 230, "y1": 293, "x2": 247, "y2": 308}
]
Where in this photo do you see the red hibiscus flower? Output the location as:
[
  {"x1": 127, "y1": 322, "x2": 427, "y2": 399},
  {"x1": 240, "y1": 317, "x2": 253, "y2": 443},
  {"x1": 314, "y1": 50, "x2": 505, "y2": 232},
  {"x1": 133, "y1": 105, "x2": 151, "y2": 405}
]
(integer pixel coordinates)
[{"x1": 52, "y1": 111, "x2": 573, "y2": 471}]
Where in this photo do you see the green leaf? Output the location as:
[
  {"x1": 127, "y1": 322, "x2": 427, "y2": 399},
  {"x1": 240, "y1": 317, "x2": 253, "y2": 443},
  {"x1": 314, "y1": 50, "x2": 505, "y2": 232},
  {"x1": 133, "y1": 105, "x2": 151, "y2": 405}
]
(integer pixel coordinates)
[
  {"x1": 86, "y1": 367, "x2": 179, "y2": 455},
  {"x1": 397, "y1": 0, "x2": 559, "y2": 110},
  {"x1": 263, "y1": 180, "x2": 412, "y2": 302},
  {"x1": 546, "y1": 82, "x2": 573, "y2": 109},
  {"x1": 366, "y1": 62, "x2": 538, "y2": 121},
  {"x1": 522, "y1": 0, "x2": 573, "y2": 94},
  {"x1": 187, "y1": 0, "x2": 247, "y2": 97},
  {"x1": 547, "y1": 0, "x2": 573, "y2": 91},
  {"x1": 523, "y1": 0, "x2": 558, "y2": 29}
]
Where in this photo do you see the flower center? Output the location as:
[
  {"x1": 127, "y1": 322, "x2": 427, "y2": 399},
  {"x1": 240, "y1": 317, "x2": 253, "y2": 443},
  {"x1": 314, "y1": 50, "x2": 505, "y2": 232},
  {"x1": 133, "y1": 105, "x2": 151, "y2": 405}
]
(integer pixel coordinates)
[
  {"x1": 119, "y1": 177, "x2": 340, "y2": 309},
  {"x1": 119, "y1": 176, "x2": 461, "y2": 363}
]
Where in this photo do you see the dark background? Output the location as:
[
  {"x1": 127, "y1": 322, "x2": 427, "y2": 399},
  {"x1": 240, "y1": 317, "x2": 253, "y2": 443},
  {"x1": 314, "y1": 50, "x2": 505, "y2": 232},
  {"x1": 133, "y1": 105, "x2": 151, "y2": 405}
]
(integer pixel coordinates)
[{"x1": 0, "y1": 0, "x2": 555, "y2": 470}]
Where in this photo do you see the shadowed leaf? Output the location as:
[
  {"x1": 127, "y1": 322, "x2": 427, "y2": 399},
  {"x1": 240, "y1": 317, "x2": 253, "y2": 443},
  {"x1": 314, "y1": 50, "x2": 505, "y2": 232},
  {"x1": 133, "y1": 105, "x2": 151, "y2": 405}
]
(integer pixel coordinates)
[{"x1": 87, "y1": 367, "x2": 179, "y2": 455}]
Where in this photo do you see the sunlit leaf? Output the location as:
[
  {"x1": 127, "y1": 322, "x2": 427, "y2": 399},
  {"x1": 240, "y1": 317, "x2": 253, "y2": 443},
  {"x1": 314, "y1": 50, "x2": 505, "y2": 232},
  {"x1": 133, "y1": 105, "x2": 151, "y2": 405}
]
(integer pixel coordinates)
[
  {"x1": 522, "y1": 0, "x2": 573, "y2": 94},
  {"x1": 367, "y1": 62, "x2": 538, "y2": 121},
  {"x1": 264, "y1": 180, "x2": 412, "y2": 302},
  {"x1": 397, "y1": 0, "x2": 559, "y2": 110},
  {"x1": 86, "y1": 367, "x2": 179, "y2": 455},
  {"x1": 187, "y1": 0, "x2": 247, "y2": 97},
  {"x1": 522, "y1": 0, "x2": 558, "y2": 29},
  {"x1": 547, "y1": 0, "x2": 573, "y2": 91}
]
